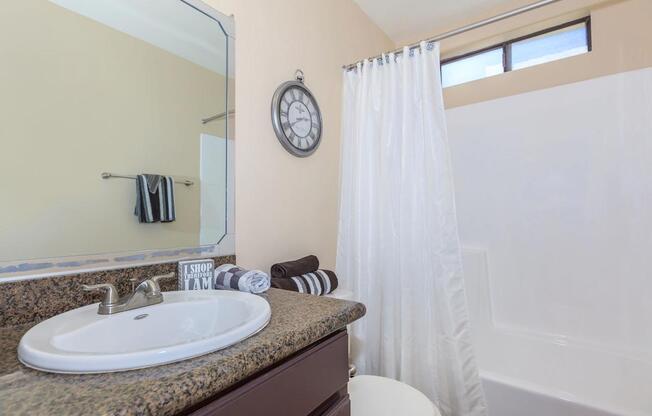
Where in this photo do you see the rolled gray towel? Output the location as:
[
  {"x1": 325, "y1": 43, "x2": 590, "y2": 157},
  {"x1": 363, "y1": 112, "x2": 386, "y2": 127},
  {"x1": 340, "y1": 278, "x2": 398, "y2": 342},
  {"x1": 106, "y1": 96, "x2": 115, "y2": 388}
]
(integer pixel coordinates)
[
  {"x1": 270, "y1": 255, "x2": 319, "y2": 279},
  {"x1": 271, "y1": 270, "x2": 338, "y2": 296},
  {"x1": 214, "y1": 264, "x2": 270, "y2": 294}
]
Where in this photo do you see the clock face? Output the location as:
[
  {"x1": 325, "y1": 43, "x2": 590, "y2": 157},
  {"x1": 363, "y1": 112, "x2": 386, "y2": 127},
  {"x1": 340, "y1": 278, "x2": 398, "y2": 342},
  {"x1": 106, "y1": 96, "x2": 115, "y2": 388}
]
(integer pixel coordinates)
[{"x1": 274, "y1": 84, "x2": 322, "y2": 156}]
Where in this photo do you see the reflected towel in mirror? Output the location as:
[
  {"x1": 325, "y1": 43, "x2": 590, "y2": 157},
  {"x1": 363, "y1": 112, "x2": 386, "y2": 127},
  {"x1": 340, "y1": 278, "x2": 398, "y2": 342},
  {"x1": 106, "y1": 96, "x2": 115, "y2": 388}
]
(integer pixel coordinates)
[{"x1": 134, "y1": 174, "x2": 176, "y2": 223}]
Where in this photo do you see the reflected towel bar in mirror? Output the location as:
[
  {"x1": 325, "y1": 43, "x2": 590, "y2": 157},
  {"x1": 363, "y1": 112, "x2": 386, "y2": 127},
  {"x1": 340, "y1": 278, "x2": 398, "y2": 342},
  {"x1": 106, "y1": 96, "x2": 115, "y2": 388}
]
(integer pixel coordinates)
[
  {"x1": 202, "y1": 110, "x2": 235, "y2": 125},
  {"x1": 101, "y1": 172, "x2": 194, "y2": 187}
]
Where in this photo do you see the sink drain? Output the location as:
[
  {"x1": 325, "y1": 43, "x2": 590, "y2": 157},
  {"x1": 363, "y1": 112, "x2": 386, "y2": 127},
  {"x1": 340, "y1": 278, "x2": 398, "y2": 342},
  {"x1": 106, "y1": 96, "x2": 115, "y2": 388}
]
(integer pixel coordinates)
[{"x1": 134, "y1": 314, "x2": 149, "y2": 320}]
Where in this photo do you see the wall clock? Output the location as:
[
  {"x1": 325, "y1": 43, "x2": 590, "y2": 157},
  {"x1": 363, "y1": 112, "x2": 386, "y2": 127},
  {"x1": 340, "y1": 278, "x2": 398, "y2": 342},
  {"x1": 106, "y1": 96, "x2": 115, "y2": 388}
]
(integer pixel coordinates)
[{"x1": 271, "y1": 70, "x2": 323, "y2": 157}]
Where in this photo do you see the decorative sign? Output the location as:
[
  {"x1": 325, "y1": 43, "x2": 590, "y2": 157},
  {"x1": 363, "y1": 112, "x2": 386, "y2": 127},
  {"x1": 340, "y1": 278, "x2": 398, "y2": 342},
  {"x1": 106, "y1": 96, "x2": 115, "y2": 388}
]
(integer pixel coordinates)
[{"x1": 178, "y1": 259, "x2": 215, "y2": 290}]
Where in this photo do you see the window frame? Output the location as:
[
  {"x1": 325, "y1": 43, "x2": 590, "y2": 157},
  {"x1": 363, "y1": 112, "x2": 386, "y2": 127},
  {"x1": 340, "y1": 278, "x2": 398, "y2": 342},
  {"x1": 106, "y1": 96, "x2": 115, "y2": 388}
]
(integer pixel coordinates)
[{"x1": 441, "y1": 16, "x2": 592, "y2": 86}]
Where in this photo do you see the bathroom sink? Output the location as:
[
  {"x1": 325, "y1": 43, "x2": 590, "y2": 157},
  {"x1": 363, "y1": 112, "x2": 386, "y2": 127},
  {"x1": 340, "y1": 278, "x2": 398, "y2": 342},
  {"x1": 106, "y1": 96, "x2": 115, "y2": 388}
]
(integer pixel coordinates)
[{"x1": 18, "y1": 290, "x2": 271, "y2": 374}]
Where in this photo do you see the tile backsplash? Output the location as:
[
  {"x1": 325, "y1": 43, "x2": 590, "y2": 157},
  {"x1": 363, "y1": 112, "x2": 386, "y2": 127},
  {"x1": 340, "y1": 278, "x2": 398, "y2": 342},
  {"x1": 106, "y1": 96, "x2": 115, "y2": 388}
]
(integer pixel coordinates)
[{"x1": 0, "y1": 255, "x2": 235, "y2": 327}]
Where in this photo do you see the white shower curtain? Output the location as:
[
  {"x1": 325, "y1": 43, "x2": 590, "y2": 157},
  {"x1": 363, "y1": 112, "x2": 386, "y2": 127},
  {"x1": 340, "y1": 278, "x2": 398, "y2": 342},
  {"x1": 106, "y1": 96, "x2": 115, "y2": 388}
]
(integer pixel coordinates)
[{"x1": 337, "y1": 42, "x2": 487, "y2": 416}]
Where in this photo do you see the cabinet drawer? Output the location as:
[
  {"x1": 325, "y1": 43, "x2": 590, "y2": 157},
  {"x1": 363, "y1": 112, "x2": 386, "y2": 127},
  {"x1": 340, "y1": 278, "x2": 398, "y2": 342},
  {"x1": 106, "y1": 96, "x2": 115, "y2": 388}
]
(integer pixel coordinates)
[
  {"x1": 188, "y1": 331, "x2": 349, "y2": 416},
  {"x1": 319, "y1": 394, "x2": 350, "y2": 416}
]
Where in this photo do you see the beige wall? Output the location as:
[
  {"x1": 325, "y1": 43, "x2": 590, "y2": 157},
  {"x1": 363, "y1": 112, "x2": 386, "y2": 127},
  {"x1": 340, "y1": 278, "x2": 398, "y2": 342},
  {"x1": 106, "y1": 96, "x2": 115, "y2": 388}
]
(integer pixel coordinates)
[
  {"x1": 209, "y1": 0, "x2": 652, "y2": 271},
  {"x1": 405, "y1": 0, "x2": 652, "y2": 108},
  {"x1": 0, "y1": 0, "x2": 227, "y2": 261},
  {"x1": 202, "y1": 0, "x2": 393, "y2": 271}
]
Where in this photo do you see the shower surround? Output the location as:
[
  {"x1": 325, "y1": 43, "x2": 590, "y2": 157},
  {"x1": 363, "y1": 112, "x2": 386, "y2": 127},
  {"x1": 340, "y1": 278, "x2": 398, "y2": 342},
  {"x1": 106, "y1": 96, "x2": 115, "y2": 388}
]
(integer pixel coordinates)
[{"x1": 448, "y1": 68, "x2": 652, "y2": 416}]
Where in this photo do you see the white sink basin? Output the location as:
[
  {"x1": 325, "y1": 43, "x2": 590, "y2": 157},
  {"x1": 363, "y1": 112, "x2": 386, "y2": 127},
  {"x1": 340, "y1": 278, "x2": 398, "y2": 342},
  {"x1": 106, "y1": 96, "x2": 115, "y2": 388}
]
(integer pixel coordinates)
[{"x1": 18, "y1": 290, "x2": 271, "y2": 374}]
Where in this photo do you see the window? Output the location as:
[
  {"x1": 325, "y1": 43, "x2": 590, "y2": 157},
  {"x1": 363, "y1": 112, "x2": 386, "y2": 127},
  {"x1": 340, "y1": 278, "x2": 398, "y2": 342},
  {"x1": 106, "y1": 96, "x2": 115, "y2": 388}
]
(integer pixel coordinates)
[
  {"x1": 441, "y1": 48, "x2": 504, "y2": 88},
  {"x1": 441, "y1": 17, "x2": 591, "y2": 88}
]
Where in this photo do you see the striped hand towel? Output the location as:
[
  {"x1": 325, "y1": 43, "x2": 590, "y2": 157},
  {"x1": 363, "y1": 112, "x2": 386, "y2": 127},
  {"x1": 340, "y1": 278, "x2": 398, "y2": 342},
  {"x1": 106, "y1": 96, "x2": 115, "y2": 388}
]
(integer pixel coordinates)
[
  {"x1": 135, "y1": 174, "x2": 176, "y2": 223},
  {"x1": 214, "y1": 264, "x2": 270, "y2": 294},
  {"x1": 271, "y1": 270, "x2": 338, "y2": 296}
]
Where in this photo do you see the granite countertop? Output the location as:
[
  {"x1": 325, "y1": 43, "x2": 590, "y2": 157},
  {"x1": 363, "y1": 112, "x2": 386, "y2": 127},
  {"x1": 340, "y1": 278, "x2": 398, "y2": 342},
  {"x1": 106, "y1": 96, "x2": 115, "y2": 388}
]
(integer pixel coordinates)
[{"x1": 0, "y1": 288, "x2": 365, "y2": 416}]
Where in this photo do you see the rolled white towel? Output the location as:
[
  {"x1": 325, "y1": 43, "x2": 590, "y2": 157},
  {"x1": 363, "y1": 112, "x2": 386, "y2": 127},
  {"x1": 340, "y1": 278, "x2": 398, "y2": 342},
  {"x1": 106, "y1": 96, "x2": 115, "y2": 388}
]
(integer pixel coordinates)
[{"x1": 214, "y1": 264, "x2": 270, "y2": 294}]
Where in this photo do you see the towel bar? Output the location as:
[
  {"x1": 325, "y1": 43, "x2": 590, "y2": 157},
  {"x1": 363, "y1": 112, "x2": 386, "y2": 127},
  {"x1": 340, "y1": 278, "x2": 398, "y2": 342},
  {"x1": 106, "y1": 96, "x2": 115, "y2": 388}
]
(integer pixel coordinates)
[
  {"x1": 101, "y1": 172, "x2": 194, "y2": 187},
  {"x1": 202, "y1": 109, "x2": 235, "y2": 125}
]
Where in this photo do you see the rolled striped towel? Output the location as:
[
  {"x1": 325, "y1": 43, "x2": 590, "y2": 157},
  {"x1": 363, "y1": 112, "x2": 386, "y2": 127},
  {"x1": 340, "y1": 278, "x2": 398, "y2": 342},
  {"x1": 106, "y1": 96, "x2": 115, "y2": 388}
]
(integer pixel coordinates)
[
  {"x1": 214, "y1": 264, "x2": 270, "y2": 294},
  {"x1": 271, "y1": 270, "x2": 338, "y2": 296}
]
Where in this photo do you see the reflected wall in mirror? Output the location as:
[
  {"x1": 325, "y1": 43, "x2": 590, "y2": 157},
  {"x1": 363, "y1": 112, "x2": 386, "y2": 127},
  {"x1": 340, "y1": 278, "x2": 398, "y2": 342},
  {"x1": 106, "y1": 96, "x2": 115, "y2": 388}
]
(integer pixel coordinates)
[{"x1": 0, "y1": 0, "x2": 234, "y2": 265}]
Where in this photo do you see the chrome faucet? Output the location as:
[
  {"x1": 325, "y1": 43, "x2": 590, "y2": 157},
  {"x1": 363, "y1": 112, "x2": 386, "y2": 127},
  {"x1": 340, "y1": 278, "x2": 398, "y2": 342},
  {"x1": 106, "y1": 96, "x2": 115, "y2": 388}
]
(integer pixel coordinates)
[{"x1": 82, "y1": 272, "x2": 175, "y2": 315}]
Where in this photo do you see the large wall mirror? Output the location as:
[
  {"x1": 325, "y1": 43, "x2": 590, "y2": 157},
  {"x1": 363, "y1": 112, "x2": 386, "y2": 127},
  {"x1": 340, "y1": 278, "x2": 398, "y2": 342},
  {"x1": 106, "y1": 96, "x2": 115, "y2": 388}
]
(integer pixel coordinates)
[{"x1": 0, "y1": 0, "x2": 234, "y2": 277}]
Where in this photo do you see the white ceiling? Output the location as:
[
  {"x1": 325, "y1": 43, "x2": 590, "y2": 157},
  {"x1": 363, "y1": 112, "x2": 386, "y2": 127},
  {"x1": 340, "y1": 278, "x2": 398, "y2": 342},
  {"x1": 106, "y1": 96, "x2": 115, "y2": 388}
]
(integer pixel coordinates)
[{"x1": 353, "y1": 0, "x2": 514, "y2": 44}]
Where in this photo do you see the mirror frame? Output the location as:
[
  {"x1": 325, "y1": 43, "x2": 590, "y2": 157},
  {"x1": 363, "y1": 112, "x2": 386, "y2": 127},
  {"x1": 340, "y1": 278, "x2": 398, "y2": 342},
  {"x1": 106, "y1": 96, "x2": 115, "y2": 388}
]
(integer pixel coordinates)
[{"x1": 0, "y1": 0, "x2": 235, "y2": 282}]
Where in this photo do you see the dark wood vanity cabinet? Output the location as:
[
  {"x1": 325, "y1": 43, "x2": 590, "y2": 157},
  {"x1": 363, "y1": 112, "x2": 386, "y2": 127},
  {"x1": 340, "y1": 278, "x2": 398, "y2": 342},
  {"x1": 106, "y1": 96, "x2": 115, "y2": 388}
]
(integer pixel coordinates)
[{"x1": 185, "y1": 331, "x2": 350, "y2": 416}]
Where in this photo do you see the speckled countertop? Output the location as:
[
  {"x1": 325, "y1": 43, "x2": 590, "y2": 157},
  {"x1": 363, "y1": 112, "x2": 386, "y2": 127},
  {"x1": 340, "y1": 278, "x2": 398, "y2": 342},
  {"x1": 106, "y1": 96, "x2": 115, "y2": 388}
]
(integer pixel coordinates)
[{"x1": 0, "y1": 288, "x2": 365, "y2": 416}]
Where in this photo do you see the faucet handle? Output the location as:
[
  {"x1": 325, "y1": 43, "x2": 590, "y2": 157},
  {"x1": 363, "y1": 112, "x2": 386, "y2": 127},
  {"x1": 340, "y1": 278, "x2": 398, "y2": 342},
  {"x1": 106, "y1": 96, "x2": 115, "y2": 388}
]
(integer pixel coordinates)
[
  {"x1": 82, "y1": 283, "x2": 120, "y2": 305},
  {"x1": 150, "y1": 272, "x2": 176, "y2": 293}
]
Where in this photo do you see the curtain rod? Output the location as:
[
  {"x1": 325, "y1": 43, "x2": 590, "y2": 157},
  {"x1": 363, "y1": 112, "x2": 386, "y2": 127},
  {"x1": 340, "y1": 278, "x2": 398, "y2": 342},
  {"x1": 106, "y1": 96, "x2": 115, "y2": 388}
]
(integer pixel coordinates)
[{"x1": 342, "y1": 0, "x2": 562, "y2": 71}]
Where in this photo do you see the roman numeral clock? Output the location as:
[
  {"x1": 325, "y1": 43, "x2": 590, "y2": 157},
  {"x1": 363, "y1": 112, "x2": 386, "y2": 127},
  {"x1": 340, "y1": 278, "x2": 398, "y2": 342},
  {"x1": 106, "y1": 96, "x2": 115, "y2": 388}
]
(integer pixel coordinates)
[{"x1": 271, "y1": 70, "x2": 323, "y2": 157}]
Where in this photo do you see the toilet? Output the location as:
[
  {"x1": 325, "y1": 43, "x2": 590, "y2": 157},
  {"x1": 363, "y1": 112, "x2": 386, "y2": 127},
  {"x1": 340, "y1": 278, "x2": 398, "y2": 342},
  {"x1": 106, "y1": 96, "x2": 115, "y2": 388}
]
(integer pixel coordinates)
[
  {"x1": 327, "y1": 289, "x2": 441, "y2": 416},
  {"x1": 349, "y1": 375, "x2": 440, "y2": 416}
]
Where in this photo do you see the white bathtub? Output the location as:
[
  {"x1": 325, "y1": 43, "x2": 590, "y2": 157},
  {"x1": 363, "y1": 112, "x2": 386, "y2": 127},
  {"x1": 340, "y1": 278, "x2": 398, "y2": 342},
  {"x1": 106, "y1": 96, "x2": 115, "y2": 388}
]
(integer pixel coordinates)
[
  {"x1": 474, "y1": 326, "x2": 652, "y2": 416},
  {"x1": 482, "y1": 372, "x2": 623, "y2": 416},
  {"x1": 463, "y1": 249, "x2": 652, "y2": 416}
]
